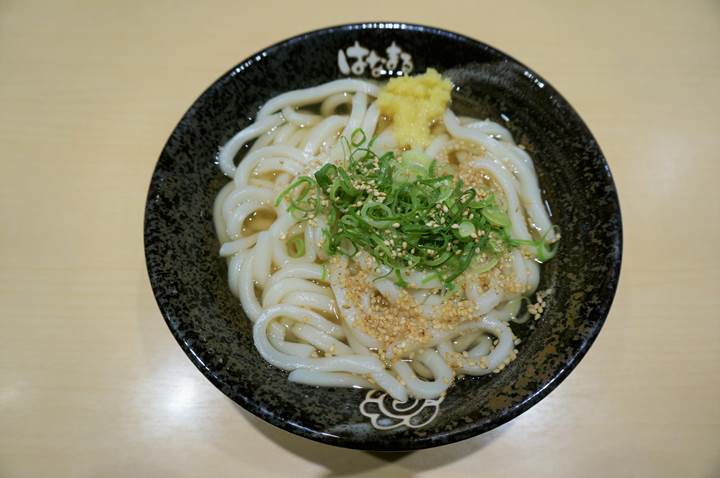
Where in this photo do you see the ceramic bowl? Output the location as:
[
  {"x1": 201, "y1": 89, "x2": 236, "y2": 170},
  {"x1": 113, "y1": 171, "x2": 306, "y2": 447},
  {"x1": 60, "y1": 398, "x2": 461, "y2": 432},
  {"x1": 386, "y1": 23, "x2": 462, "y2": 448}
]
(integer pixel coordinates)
[{"x1": 144, "y1": 22, "x2": 622, "y2": 450}]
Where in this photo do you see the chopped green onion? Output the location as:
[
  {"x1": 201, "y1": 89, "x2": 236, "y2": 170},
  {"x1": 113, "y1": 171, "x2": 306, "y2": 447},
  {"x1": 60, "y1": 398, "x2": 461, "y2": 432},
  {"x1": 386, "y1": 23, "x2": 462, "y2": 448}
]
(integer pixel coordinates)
[
  {"x1": 351, "y1": 128, "x2": 366, "y2": 147},
  {"x1": 394, "y1": 269, "x2": 409, "y2": 288},
  {"x1": 536, "y1": 241, "x2": 557, "y2": 262},
  {"x1": 458, "y1": 221, "x2": 475, "y2": 238},
  {"x1": 273, "y1": 128, "x2": 557, "y2": 288},
  {"x1": 287, "y1": 235, "x2": 305, "y2": 258},
  {"x1": 394, "y1": 150, "x2": 433, "y2": 182},
  {"x1": 482, "y1": 207, "x2": 511, "y2": 229},
  {"x1": 511, "y1": 225, "x2": 561, "y2": 263},
  {"x1": 436, "y1": 184, "x2": 454, "y2": 203},
  {"x1": 472, "y1": 256, "x2": 499, "y2": 274}
]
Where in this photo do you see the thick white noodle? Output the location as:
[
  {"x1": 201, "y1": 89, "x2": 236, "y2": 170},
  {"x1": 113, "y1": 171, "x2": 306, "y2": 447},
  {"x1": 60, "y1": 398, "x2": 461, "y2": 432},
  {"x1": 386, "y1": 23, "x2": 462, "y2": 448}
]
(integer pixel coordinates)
[
  {"x1": 445, "y1": 110, "x2": 556, "y2": 241},
  {"x1": 219, "y1": 113, "x2": 284, "y2": 176},
  {"x1": 213, "y1": 79, "x2": 554, "y2": 400},
  {"x1": 288, "y1": 369, "x2": 374, "y2": 389},
  {"x1": 257, "y1": 79, "x2": 379, "y2": 118}
]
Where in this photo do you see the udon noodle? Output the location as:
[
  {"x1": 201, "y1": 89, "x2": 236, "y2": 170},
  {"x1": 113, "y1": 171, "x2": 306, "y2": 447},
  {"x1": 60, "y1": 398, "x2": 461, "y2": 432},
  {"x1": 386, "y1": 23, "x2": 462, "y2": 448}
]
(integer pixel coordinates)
[{"x1": 213, "y1": 72, "x2": 557, "y2": 401}]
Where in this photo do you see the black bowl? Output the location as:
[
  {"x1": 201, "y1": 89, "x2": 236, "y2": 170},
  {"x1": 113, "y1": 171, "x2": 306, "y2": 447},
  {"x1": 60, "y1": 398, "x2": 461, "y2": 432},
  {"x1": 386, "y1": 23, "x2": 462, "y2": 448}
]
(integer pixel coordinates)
[{"x1": 144, "y1": 22, "x2": 622, "y2": 450}]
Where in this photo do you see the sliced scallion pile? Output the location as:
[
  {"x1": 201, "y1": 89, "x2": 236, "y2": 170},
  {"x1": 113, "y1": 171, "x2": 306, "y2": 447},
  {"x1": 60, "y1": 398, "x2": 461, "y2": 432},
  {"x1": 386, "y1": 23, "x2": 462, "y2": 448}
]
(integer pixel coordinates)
[{"x1": 276, "y1": 129, "x2": 553, "y2": 289}]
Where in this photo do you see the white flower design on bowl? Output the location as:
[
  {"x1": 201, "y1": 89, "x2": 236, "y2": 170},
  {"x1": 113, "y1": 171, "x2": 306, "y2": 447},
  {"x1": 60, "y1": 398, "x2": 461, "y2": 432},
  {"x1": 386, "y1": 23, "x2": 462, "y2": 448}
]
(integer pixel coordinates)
[{"x1": 359, "y1": 390, "x2": 444, "y2": 430}]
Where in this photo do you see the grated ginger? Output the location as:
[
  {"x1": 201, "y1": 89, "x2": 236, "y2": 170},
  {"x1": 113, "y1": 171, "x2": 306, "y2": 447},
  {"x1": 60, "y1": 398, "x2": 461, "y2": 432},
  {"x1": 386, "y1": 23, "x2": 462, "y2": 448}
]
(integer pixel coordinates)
[{"x1": 377, "y1": 68, "x2": 452, "y2": 148}]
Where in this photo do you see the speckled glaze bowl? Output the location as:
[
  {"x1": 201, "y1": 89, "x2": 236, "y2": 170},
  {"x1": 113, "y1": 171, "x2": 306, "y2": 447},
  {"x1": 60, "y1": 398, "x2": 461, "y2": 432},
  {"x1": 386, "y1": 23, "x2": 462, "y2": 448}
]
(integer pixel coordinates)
[{"x1": 144, "y1": 23, "x2": 622, "y2": 450}]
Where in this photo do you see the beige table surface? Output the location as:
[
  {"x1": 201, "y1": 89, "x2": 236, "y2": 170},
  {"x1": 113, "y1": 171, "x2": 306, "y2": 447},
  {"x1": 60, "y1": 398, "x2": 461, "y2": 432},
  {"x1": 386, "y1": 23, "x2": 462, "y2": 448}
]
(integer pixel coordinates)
[{"x1": 2, "y1": 0, "x2": 719, "y2": 476}]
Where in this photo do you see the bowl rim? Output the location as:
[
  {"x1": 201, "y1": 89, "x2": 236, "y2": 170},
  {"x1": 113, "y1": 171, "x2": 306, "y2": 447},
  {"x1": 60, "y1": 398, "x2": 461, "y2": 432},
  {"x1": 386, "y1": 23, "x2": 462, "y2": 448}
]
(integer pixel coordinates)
[{"x1": 144, "y1": 21, "x2": 623, "y2": 451}]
